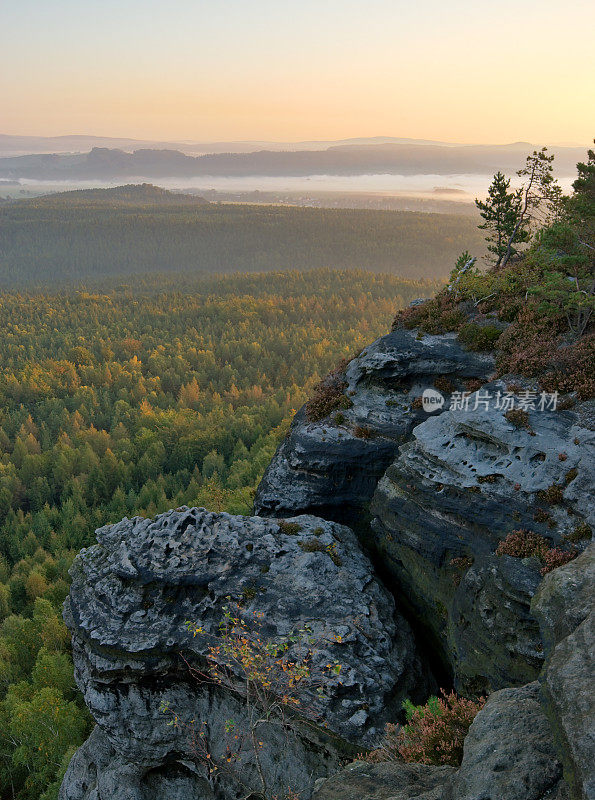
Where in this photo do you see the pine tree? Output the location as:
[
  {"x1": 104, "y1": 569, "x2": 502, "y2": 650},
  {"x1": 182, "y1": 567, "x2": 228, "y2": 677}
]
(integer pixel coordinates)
[
  {"x1": 566, "y1": 141, "x2": 595, "y2": 260},
  {"x1": 500, "y1": 147, "x2": 563, "y2": 268},
  {"x1": 475, "y1": 172, "x2": 527, "y2": 267}
]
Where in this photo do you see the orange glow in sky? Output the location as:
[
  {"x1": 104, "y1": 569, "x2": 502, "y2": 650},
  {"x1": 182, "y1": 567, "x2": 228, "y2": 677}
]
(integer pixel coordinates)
[{"x1": 1, "y1": 0, "x2": 593, "y2": 144}]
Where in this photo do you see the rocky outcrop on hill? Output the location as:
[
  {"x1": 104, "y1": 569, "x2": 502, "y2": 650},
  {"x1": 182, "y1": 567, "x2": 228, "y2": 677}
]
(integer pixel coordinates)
[
  {"x1": 254, "y1": 329, "x2": 494, "y2": 522},
  {"x1": 256, "y1": 326, "x2": 593, "y2": 695},
  {"x1": 60, "y1": 507, "x2": 426, "y2": 800},
  {"x1": 62, "y1": 324, "x2": 594, "y2": 800}
]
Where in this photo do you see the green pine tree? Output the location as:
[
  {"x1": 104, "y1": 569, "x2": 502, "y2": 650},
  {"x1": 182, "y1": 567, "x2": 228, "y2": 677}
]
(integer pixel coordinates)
[{"x1": 475, "y1": 172, "x2": 528, "y2": 267}]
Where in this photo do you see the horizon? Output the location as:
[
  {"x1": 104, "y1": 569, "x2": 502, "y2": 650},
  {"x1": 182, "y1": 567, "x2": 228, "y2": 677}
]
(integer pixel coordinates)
[
  {"x1": 0, "y1": 132, "x2": 592, "y2": 149},
  {"x1": 2, "y1": 0, "x2": 594, "y2": 145}
]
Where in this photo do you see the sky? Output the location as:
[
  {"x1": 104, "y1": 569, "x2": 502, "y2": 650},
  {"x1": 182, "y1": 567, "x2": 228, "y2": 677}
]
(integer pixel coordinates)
[{"x1": 1, "y1": 0, "x2": 594, "y2": 145}]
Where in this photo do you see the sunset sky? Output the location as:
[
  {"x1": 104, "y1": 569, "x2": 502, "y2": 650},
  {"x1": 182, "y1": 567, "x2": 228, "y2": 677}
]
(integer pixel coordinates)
[{"x1": 2, "y1": 0, "x2": 593, "y2": 144}]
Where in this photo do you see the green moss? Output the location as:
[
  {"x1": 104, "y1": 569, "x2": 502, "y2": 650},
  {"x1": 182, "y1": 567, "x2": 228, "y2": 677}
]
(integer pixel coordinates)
[
  {"x1": 277, "y1": 520, "x2": 301, "y2": 536},
  {"x1": 458, "y1": 323, "x2": 503, "y2": 351},
  {"x1": 298, "y1": 539, "x2": 342, "y2": 567},
  {"x1": 505, "y1": 408, "x2": 533, "y2": 432},
  {"x1": 564, "y1": 522, "x2": 592, "y2": 543},
  {"x1": 538, "y1": 483, "x2": 565, "y2": 505}
]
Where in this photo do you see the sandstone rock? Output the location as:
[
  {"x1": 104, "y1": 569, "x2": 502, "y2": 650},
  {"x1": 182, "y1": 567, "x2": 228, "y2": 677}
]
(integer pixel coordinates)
[
  {"x1": 61, "y1": 324, "x2": 594, "y2": 800},
  {"x1": 441, "y1": 682, "x2": 565, "y2": 800},
  {"x1": 541, "y1": 612, "x2": 595, "y2": 800},
  {"x1": 370, "y1": 385, "x2": 594, "y2": 692},
  {"x1": 60, "y1": 726, "x2": 215, "y2": 800},
  {"x1": 533, "y1": 544, "x2": 595, "y2": 800},
  {"x1": 532, "y1": 543, "x2": 595, "y2": 651},
  {"x1": 61, "y1": 507, "x2": 425, "y2": 800},
  {"x1": 254, "y1": 329, "x2": 494, "y2": 521},
  {"x1": 312, "y1": 760, "x2": 455, "y2": 800}
]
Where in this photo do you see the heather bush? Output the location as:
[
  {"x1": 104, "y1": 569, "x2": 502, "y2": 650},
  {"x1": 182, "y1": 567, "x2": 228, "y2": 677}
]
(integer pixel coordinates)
[
  {"x1": 496, "y1": 530, "x2": 550, "y2": 559},
  {"x1": 540, "y1": 548, "x2": 578, "y2": 575},
  {"x1": 496, "y1": 305, "x2": 561, "y2": 377},
  {"x1": 504, "y1": 408, "x2": 533, "y2": 432},
  {"x1": 393, "y1": 266, "x2": 594, "y2": 399},
  {"x1": 393, "y1": 293, "x2": 465, "y2": 335},
  {"x1": 496, "y1": 530, "x2": 578, "y2": 575},
  {"x1": 305, "y1": 361, "x2": 351, "y2": 422},
  {"x1": 434, "y1": 376, "x2": 456, "y2": 393},
  {"x1": 534, "y1": 508, "x2": 555, "y2": 526},
  {"x1": 539, "y1": 334, "x2": 595, "y2": 399},
  {"x1": 564, "y1": 522, "x2": 592, "y2": 543},
  {"x1": 366, "y1": 691, "x2": 485, "y2": 767},
  {"x1": 538, "y1": 483, "x2": 565, "y2": 505}
]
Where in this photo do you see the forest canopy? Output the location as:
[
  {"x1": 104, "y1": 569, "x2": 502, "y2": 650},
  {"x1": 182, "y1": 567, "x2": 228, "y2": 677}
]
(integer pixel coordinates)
[
  {"x1": 0, "y1": 187, "x2": 483, "y2": 286},
  {"x1": 0, "y1": 268, "x2": 436, "y2": 799}
]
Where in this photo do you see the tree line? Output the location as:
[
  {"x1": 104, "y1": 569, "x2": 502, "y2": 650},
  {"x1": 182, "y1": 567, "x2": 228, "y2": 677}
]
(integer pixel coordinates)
[{"x1": 0, "y1": 192, "x2": 483, "y2": 286}]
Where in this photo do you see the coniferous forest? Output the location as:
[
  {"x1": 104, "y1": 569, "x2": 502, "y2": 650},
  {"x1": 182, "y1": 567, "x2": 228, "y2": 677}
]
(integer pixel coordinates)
[
  {"x1": 0, "y1": 186, "x2": 483, "y2": 285},
  {"x1": 0, "y1": 268, "x2": 436, "y2": 799}
]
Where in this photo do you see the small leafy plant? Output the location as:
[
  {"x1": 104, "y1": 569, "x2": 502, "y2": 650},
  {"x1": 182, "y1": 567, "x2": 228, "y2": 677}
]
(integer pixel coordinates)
[{"x1": 162, "y1": 603, "x2": 342, "y2": 799}]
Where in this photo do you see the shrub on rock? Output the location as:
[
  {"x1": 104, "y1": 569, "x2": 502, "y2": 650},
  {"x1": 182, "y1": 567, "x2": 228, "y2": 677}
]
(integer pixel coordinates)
[{"x1": 367, "y1": 691, "x2": 485, "y2": 767}]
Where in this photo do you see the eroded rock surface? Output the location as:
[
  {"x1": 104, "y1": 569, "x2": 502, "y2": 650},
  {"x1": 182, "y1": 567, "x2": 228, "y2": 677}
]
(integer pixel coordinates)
[
  {"x1": 370, "y1": 385, "x2": 594, "y2": 692},
  {"x1": 442, "y1": 682, "x2": 566, "y2": 800},
  {"x1": 312, "y1": 760, "x2": 455, "y2": 800},
  {"x1": 254, "y1": 329, "x2": 494, "y2": 522},
  {"x1": 60, "y1": 507, "x2": 426, "y2": 800},
  {"x1": 533, "y1": 544, "x2": 595, "y2": 800},
  {"x1": 62, "y1": 324, "x2": 594, "y2": 800}
]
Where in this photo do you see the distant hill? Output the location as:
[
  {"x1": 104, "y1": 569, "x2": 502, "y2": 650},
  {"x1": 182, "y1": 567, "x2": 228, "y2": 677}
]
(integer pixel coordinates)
[
  {"x1": 0, "y1": 187, "x2": 485, "y2": 287},
  {"x1": 27, "y1": 183, "x2": 209, "y2": 207},
  {"x1": 0, "y1": 143, "x2": 585, "y2": 181},
  {"x1": 0, "y1": 134, "x2": 471, "y2": 157}
]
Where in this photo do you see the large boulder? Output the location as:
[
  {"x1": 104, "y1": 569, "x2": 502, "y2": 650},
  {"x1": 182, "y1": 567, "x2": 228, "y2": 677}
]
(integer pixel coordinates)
[
  {"x1": 370, "y1": 384, "x2": 594, "y2": 692},
  {"x1": 254, "y1": 329, "x2": 494, "y2": 523},
  {"x1": 533, "y1": 544, "x2": 595, "y2": 800},
  {"x1": 60, "y1": 507, "x2": 426, "y2": 800},
  {"x1": 441, "y1": 682, "x2": 566, "y2": 800}
]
